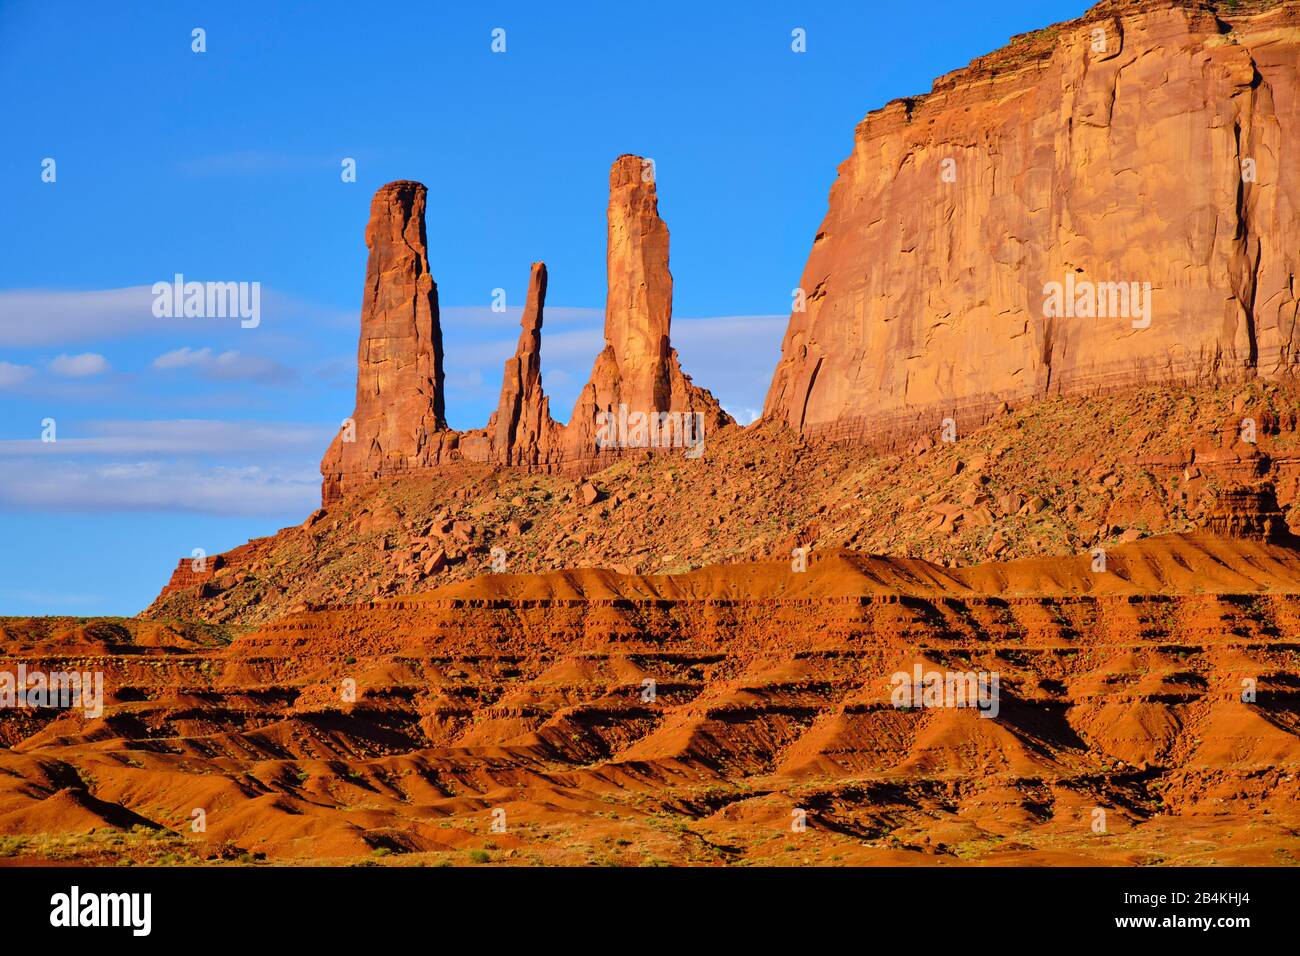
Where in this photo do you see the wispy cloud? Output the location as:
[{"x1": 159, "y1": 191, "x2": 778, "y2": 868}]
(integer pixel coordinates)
[
  {"x1": 673, "y1": 313, "x2": 786, "y2": 352},
  {"x1": 0, "y1": 286, "x2": 158, "y2": 347},
  {"x1": 0, "y1": 285, "x2": 352, "y2": 347},
  {"x1": 672, "y1": 314, "x2": 785, "y2": 415},
  {"x1": 152, "y1": 346, "x2": 211, "y2": 370},
  {"x1": 0, "y1": 459, "x2": 318, "y2": 515},
  {"x1": 726, "y1": 406, "x2": 763, "y2": 425},
  {"x1": 0, "y1": 361, "x2": 35, "y2": 387},
  {"x1": 49, "y1": 352, "x2": 110, "y2": 377},
  {"x1": 0, "y1": 418, "x2": 329, "y2": 515},
  {"x1": 152, "y1": 346, "x2": 296, "y2": 384},
  {"x1": 0, "y1": 419, "x2": 330, "y2": 457}
]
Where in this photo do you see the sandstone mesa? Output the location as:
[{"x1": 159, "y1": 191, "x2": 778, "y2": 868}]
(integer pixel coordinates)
[{"x1": 767, "y1": 0, "x2": 1300, "y2": 446}]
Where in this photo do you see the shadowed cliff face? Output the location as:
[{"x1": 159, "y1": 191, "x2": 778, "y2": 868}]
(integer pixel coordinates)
[{"x1": 765, "y1": 0, "x2": 1300, "y2": 443}]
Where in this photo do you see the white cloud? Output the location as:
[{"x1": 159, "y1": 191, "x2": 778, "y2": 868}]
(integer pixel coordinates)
[
  {"x1": 0, "y1": 459, "x2": 318, "y2": 516},
  {"x1": 315, "y1": 356, "x2": 355, "y2": 386},
  {"x1": 206, "y1": 350, "x2": 295, "y2": 383},
  {"x1": 0, "y1": 361, "x2": 35, "y2": 388},
  {"x1": 672, "y1": 314, "x2": 786, "y2": 416},
  {"x1": 444, "y1": 368, "x2": 485, "y2": 390},
  {"x1": 0, "y1": 417, "x2": 329, "y2": 515},
  {"x1": 673, "y1": 313, "x2": 786, "y2": 357},
  {"x1": 153, "y1": 346, "x2": 211, "y2": 370},
  {"x1": 0, "y1": 285, "x2": 350, "y2": 346},
  {"x1": 152, "y1": 346, "x2": 295, "y2": 384},
  {"x1": 724, "y1": 406, "x2": 762, "y2": 425},
  {"x1": 0, "y1": 419, "x2": 330, "y2": 457},
  {"x1": 0, "y1": 286, "x2": 158, "y2": 346},
  {"x1": 49, "y1": 352, "x2": 109, "y2": 377}
]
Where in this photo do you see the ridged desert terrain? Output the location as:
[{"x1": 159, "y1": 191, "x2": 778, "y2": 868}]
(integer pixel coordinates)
[{"x1": 3, "y1": 519, "x2": 1299, "y2": 866}]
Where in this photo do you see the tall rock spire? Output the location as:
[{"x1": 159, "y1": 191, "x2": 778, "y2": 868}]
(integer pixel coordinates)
[
  {"x1": 321, "y1": 180, "x2": 451, "y2": 504},
  {"x1": 602, "y1": 154, "x2": 674, "y2": 412},
  {"x1": 566, "y1": 155, "x2": 731, "y2": 461},
  {"x1": 488, "y1": 262, "x2": 559, "y2": 466},
  {"x1": 319, "y1": 158, "x2": 734, "y2": 503}
]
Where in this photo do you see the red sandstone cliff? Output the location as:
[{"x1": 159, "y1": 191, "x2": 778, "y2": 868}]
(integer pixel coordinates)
[{"x1": 764, "y1": 0, "x2": 1300, "y2": 443}]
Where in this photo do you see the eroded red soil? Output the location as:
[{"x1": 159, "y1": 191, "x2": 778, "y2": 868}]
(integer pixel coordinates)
[{"x1": 3, "y1": 533, "x2": 1298, "y2": 866}]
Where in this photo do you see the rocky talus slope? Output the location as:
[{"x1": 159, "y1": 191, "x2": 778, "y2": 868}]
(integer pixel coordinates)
[{"x1": 148, "y1": 380, "x2": 1300, "y2": 627}]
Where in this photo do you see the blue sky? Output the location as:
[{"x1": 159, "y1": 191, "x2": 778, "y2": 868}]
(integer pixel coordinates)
[{"x1": 0, "y1": 0, "x2": 1089, "y2": 615}]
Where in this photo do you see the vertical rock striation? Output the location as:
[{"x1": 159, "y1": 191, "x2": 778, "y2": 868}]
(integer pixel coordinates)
[
  {"x1": 764, "y1": 0, "x2": 1300, "y2": 445},
  {"x1": 321, "y1": 156, "x2": 732, "y2": 504},
  {"x1": 321, "y1": 181, "x2": 455, "y2": 504},
  {"x1": 564, "y1": 155, "x2": 731, "y2": 463}
]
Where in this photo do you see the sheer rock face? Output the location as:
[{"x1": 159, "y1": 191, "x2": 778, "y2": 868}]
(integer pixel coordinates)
[
  {"x1": 321, "y1": 181, "x2": 452, "y2": 504},
  {"x1": 487, "y1": 262, "x2": 560, "y2": 466},
  {"x1": 599, "y1": 154, "x2": 675, "y2": 415},
  {"x1": 564, "y1": 155, "x2": 731, "y2": 464},
  {"x1": 1203, "y1": 482, "x2": 1291, "y2": 541},
  {"x1": 764, "y1": 0, "x2": 1300, "y2": 445}
]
